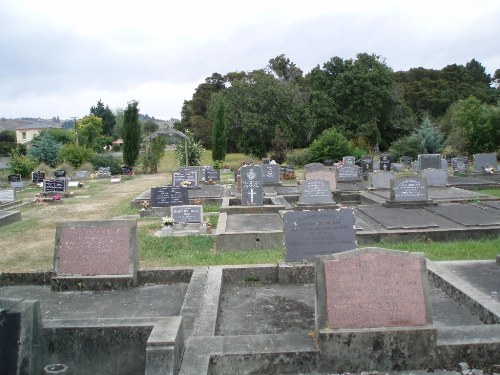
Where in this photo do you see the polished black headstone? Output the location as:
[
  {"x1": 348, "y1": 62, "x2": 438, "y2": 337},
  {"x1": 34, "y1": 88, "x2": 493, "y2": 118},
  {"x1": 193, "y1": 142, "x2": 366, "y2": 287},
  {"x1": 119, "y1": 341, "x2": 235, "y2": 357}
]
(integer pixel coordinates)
[{"x1": 150, "y1": 186, "x2": 189, "y2": 207}]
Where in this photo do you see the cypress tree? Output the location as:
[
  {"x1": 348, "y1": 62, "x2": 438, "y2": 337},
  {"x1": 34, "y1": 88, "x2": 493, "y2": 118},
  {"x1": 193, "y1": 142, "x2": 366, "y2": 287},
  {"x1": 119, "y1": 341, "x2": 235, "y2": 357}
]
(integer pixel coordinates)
[
  {"x1": 211, "y1": 94, "x2": 227, "y2": 163},
  {"x1": 122, "y1": 100, "x2": 141, "y2": 166}
]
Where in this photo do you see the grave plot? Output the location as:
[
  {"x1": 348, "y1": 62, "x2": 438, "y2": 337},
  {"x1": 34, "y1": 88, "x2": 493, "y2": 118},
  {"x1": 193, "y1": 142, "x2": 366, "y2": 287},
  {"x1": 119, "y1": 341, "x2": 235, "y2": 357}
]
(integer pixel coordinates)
[
  {"x1": 424, "y1": 203, "x2": 500, "y2": 226},
  {"x1": 358, "y1": 206, "x2": 439, "y2": 230}
]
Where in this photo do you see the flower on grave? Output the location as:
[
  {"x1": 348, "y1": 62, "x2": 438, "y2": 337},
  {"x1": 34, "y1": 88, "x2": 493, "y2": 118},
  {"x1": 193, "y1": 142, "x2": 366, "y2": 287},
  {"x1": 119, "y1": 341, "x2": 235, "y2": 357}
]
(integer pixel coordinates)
[
  {"x1": 141, "y1": 200, "x2": 150, "y2": 210},
  {"x1": 180, "y1": 180, "x2": 191, "y2": 187},
  {"x1": 162, "y1": 216, "x2": 174, "y2": 226}
]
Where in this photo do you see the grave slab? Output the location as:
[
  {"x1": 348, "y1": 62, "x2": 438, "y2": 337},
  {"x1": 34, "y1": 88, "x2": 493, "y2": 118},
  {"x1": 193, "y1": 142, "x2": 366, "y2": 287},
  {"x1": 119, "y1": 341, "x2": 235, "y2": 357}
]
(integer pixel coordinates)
[
  {"x1": 358, "y1": 206, "x2": 439, "y2": 229},
  {"x1": 424, "y1": 204, "x2": 500, "y2": 226}
]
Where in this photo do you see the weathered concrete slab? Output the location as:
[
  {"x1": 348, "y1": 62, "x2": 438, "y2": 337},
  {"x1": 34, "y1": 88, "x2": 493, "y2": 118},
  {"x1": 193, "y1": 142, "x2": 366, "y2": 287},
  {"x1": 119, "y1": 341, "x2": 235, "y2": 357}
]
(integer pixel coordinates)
[
  {"x1": 358, "y1": 206, "x2": 439, "y2": 229},
  {"x1": 424, "y1": 204, "x2": 500, "y2": 226},
  {"x1": 224, "y1": 213, "x2": 283, "y2": 232},
  {"x1": 0, "y1": 210, "x2": 21, "y2": 228}
]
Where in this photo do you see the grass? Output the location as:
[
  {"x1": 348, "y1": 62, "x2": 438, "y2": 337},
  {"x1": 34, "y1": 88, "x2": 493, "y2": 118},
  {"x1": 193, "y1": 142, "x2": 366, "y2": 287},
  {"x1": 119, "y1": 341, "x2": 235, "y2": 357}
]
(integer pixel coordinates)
[{"x1": 478, "y1": 188, "x2": 500, "y2": 198}]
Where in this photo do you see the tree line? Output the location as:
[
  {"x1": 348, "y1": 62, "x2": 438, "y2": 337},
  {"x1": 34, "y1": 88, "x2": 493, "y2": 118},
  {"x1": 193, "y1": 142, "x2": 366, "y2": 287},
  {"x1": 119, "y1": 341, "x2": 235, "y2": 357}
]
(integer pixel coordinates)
[{"x1": 176, "y1": 53, "x2": 499, "y2": 162}]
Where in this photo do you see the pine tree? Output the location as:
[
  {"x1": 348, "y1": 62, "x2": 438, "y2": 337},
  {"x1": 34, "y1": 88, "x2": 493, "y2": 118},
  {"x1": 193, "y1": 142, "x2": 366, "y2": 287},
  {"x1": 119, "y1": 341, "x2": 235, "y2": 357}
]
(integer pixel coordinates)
[
  {"x1": 418, "y1": 117, "x2": 444, "y2": 154},
  {"x1": 211, "y1": 94, "x2": 227, "y2": 163},
  {"x1": 122, "y1": 100, "x2": 141, "y2": 166}
]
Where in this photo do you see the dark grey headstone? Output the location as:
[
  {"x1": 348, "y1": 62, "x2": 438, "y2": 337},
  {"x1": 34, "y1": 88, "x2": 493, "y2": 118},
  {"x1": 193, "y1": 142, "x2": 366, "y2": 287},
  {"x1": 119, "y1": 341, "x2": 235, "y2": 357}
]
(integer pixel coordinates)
[
  {"x1": 451, "y1": 156, "x2": 468, "y2": 172},
  {"x1": 342, "y1": 156, "x2": 356, "y2": 165},
  {"x1": 7, "y1": 174, "x2": 21, "y2": 182},
  {"x1": 473, "y1": 152, "x2": 497, "y2": 172},
  {"x1": 379, "y1": 154, "x2": 393, "y2": 171},
  {"x1": 336, "y1": 165, "x2": 360, "y2": 182},
  {"x1": 240, "y1": 165, "x2": 263, "y2": 206},
  {"x1": 420, "y1": 168, "x2": 447, "y2": 186},
  {"x1": 179, "y1": 166, "x2": 202, "y2": 180},
  {"x1": 98, "y1": 166, "x2": 112, "y2": 177},
  {"x1": 391, "y1": 163, "x2": 405, "y2": 172},
  {"x1": 390, "y1": 177, "x2": 428, "y2": 202},
  {"x1": 0, "y1": 189, "x2": 16, "y2": 202},
  {"x1": 418, "y1": 154, "x2": 442, "y2": 170},
  {"x1": 205, "y1": 168, "x2": 220, "y2": 181},
  {"x1": 75, "y1": 170, "x2": 89, "y2": 179},
  {"x1": 150, "y1": 186, "x2": 189, "y2": 207},
  {"x1": 31, "y1": 171, "x2": 46, "y2": 183},
  {"x1": 121, "y1": 165, "x2": 133, "y2": 175},
  {"x1": 0, "y1": 309, "x2": 21, "y2": 374},
  {"x1": 262, "y1": 164, "x2": 280, "y2": 185},
  {"x1": 400, "y1": 156, "x2": 413, "y2": 166},
  {"x1": 172, "y1": 171, "x2": 198, "y2": 188},
  {"x1": 284, "y1": 209, "x2": 356, "y2": 262},
  {"x1": 262, "y1": 158, "x2": 271, "y2": 164},
  {"x1": 299, "y1": 179, "x2": 334, "y2": 204},
  {"x1": 360, "y1": 156, "x2": 373, "y2": 173},
  {"x1": 54, "y1": 169, "x2": 66, "y2": 178},
  {"x1": 368, "y1": 171, "x2": 395, "y2": 189},
  {"x1": 171, "y1": 205, "x2": 203, "y2": 223},
  {"x1": 43, "y1": 178, "x2": 67, "y2": 193}
]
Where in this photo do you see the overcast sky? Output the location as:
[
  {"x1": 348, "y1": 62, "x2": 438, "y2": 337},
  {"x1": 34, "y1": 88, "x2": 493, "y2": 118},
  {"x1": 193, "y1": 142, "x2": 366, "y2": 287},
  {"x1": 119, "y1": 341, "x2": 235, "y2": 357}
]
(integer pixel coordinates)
[{"x1": 1, "y1": 0, "x2": 499, "y2": 121}]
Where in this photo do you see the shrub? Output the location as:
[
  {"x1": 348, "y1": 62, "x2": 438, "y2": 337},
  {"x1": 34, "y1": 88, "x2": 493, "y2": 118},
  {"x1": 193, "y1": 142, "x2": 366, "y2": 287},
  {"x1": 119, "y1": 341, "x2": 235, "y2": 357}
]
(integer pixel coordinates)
[
  {"x1": 285, "y1": 148, "x2": 312, "y2": 167},
  {"x1": 91, "y1": 154, "x2": 122, "y2": 175},
  {"x1": 176, "y1": 129, "x2": 203, "y2": 166},
  {"x1": 308, "y1": 128, "x2": 351, "y2": 163},
  {"x1": 59, "y1": 143, "x2": 95, "y2": 168},
  {"x1": 9, "y1": 150, "x2": 37, "y2": 178},
  {"x1": 389, "y1": 133, "x2": 423, "y2": 160}
]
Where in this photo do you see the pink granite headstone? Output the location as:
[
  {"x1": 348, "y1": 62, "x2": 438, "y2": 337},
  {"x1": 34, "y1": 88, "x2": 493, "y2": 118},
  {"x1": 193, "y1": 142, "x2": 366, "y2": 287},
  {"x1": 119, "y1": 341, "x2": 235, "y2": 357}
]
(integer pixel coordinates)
[
  {"x1": 55, "y1": 220, "x2": 137, "y2": 276},
  {"x1": 316, "y1": 248, "x2": 431, "y2": 330}
]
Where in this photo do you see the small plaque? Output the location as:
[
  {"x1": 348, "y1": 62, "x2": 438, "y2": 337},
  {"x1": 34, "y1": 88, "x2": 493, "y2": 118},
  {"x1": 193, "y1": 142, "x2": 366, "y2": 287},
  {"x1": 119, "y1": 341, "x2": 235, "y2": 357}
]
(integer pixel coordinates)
[
  {"x1": 171, "y1": 205, "x2": 203, "y2": 223},
  {"x1": 390, "y1": 177, "x2": 427, "y2": 202}
]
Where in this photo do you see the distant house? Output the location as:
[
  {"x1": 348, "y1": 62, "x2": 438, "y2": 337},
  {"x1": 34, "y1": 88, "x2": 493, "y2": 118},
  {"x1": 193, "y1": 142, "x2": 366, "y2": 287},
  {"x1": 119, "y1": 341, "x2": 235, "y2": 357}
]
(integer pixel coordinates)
[{"x1": 13, "y1": 119, "x2": 63, "y2": 146}]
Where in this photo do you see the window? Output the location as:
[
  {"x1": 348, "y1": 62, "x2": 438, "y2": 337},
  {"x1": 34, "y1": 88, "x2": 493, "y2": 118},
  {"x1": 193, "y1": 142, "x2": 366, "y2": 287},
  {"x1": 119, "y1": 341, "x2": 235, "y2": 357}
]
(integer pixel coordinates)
[{"x1": 22, "y1": 131, "x2": 27, "y2": 140}]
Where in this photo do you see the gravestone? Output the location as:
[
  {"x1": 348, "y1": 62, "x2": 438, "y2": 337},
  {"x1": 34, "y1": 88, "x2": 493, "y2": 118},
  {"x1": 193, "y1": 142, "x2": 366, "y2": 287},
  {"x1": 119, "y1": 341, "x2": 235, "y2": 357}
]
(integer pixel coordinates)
[
  {"x1": 8, "y1": 174, "x2": 21, "y2": 182},
  {"x1": 54, "y1": 169, "x2": 66, "y2": 178},
  {"x1": 240, "y1": 165, "x2": 263, "y2": 206},
  {"x1": 299, "y1": 179, "x2": 334, "y2": 205},
  {"x1": 179, "y1": 166, "x2": 202, "y2": 180},
  {"x1": 31, "y1": 171, "x2": 45, "y2": 183},
  {"x1": 262, "y1": 163, "x2": 280, "y2": 185},
  {"x1": 473, "y1": 152, "x2": 497, "y2": 172},
  {"x1": 451, "y1": 156, "x2": 468, "y2": 172},
  {"x1": 400, "y1": 156, "x2": 412, "y2": 166},
  {"x1": 368, "y1": 171, "x2": 395, "y2": 189},
  {"x1": 283, "y1": 208, "x2": 356, "y2": 262},
  {"x1": 43, "y1": 178, "x2": 67, "y2": 193},
  {"x1": 8, "y1": 174, "x2": 23, "y2": 189},
  {"x1": 441, "y1": 159, "x2": 448, "y2": 171},
  {"x1": 52, "y1": 220, "x2": 138, "y2": 289},
  {"x1": 205, "y1": 168, "x2": 221, "y2": 181},
  {"x1": 75, "y1": 170, "x2": 89, "y2": 179},
  {"x1": 98, "y1": 166, "x2": 112, "y2": 177},
  {"x1": 342, "y1": 156, "x2": 356, "y2": 165},
  {"x1": 121, "y1": 165, "x2": 133, "y2": 175},
  {"x1": 360, "y1": 156, "x2": 373, "y2": 173},
  {"x1": 150, "y1": 186, "x2": 189, "y2": 207},
  {"x1": 379, "y1": 154, "x2": 393, "y2": 171},
  {"x1": 390, "y1": 176, "x2": 428, "y2": 202},
  {"x1": 262, "y1": 158, "x2": 271, "y2": 164},
  {"x1": 420, "y1": 168, "x2": 447, "y2": 186},
  {"x1": 0, "y1": 188, "x2": 16, "y2": 202},
  {"x1": 418, "y1": 154, "x2": 441, "y2": 170},
  {"x1": 445, "y1": 154, "x2": 457, "y2": 164},
  {"x1": 336, "y1": 165, "x2": 360, "y2": 182},
  {"x1": 391, "y1": 163, "x2": 405, "y2": 172},
  {"x1": 171, "y1": 205, "x2": 203, "y2": 223},
  {"x1": 305, "y1": 170, "x2": 336, "y2": 191},
  {"x1": 323, "y1": 159, "x2": 334, "y2": 166},
  {"x1": 172, "y1": 171, "x2": 198, "y2": 188},
  {"x1": 315, "y1": 247, "x2": 431, "y2": 330},
  {"x1": 304, "y1": 163, "x2": 326, "y2": 174}
]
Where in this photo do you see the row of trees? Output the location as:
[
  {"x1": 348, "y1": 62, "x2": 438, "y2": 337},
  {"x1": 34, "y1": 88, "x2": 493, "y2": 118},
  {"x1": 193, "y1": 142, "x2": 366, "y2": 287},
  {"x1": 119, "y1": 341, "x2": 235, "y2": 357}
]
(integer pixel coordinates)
[{"x1": 177, "y1": 53, "x2": 499, "y2": 163}]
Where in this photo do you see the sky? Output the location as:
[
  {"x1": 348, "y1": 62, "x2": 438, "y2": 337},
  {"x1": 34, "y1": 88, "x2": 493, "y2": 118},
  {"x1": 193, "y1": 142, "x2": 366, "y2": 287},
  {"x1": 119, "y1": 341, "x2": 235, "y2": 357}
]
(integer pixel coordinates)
[{"x1": 1, "y1": 0, "x2": 499, "y2": 121}]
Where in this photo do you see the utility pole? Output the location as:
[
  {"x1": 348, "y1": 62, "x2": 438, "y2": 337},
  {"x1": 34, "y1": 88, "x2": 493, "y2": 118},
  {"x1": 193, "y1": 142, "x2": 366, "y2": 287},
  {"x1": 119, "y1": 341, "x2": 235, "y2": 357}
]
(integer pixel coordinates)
[{"x1": 72, "y1": 117, "x2": 78, "y2": 145}]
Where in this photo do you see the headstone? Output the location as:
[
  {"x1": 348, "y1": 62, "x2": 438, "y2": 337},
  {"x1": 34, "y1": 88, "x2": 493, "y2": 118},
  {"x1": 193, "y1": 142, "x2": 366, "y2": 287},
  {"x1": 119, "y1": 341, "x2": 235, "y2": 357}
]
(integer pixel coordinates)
[
  {"x1": 43, "y1": 178, "x2": 67, "y2": 193},
  {"x1": 441, "y1": 159, "x2": 448, "y2": 171},
  {"x1": 262, "y1": 164, "x2": 280, "y2": 185},
  {"x1": 336, "y1": 165, "x2": 361, "y2": 182},
  {"x1": 8, "y1": 174, "x2": 21, "y2": 183},
  {"x1": 323, "y1": 159, "x2": 334, "y2": 166},
  {"x1": 31, "y1": 171, "x2": 45, "y2": 183},
  {"x1": 368, "y1": 171, "x2": 395, "y2": 189},
  {"x1": 379, "y1": 154, "x2": 393, "y2": 171},
  {"x1": 391, "y1": 163, "x2": 405, "y2": 172},
  {"x1": 171, "y1": 205, "x2": 203, "y2": 223},
  {"x1": 75, "y1": 170, "x2": 89, "y2": 179},
  {"x1": 240, "y1": 165, "x2": 263, "y2": 206},
  {"x1": 262, "y1": 158, "x2": 271, "y2": 165},
  {"x1": 451, "y1": 156, "x2": 468, "y2": 172},
  {"x1": 54, "y1": 169, "x2": 66, "y2": 178},
  {"x1": 283, "y1": 209, "x2": 357, "y2": 262},
  {"x1": 299, "y1": 179, "x2": 334, "y2": 204},
  {"x1": 0, "y1": 188, "x2": 16, "y2": 202},
  {"x1": 342, "y1": 156, "x2": 356, "y2": 165},
  {"x1": 390, "y1": 176, "x2": 428, "y2": 202},
  {"x1": 360, "y1": 156, "x2": 373, "y2": 173},
  {"x1": 412, "y1": 160, "x2": 419, "y2": 171},
  {"x1": 418, "y1": 154, "x2": 442, "y2": 170},
  {"x1": 172, "y1": 171, "x2": 198, "y2": 188},
  {"x1": 315, "y1": 248, "x2": 431, "y2": 330},
  {"x1": 445, "y1": 154, "x2": 457, "y2": 163},
  {"x1": 304, "y1": 163, "x2": 326, "y2": 174},
  {"x1": 10, "y1": 179, "x2": 24, "y2": 189},
  {"x1": 179, "y1": 166, "x2": 202, "y2": 180},
  {"x1": 121, "y1": 165, "x2": 133, "y2": 175},
  {"x1": 0, "y1": 307, "x2": 21, "y2": 374},
  {"x1": 204, "y1": 168, "x2": 221, "y2": 181},
  {"x1": 305, "y1": 170, "x2": 336, "y2": 191},
  {"x1": 473, "y1": 152, "x2": 497, "y2": 172},
  {"x1": 53, "y1": 220, "x2": 138, "y2": 284},
  {"x1": 150, "y1": 186, "x2": 189, "y2": 207},
  {"x1": 420, "y1": 168, "x2": 447, "y2": 186},
  {"x1": 400, "y1": 156, "x2": 413, "y2": 166},
  {"x1": 98, "y1": 166, "x2": 112, "y2": 177}
]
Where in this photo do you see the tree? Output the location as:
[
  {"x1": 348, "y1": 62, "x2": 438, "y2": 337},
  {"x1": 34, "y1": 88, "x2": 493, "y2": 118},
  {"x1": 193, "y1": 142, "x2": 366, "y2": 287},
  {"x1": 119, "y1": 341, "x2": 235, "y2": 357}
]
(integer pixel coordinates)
[
  {"x1": 140, "y1": 136, "x2": 166, "y2": 173},
  {"x1": 9, "y1": 149, "x2": 37, "y2": 177},
  {"x1": 143, "y1": 120, "x2": 159, "y2": 135},
  {"x1": 0, "y1": 129, "x2": 17, "y2": 156},
  {"x1": 211, "y1": 94, "x2": 227, "y2": 162},
  {"x1": 77, "y1": 115, "x2": 103, "y2": 149},
  {"x1": 267, "y1": 54, "x2": 303, "y2": 83},
  {"x1": 90, "y1": 100, "x2": 116, "y2": 136},
  {"x1": 58, "y1": 144, "x2": 95, "y2": 168},
  {"x1": 28, "y1": 130, "x2": 62, "y2": 166},
  {"x1": 176, "y1": 129, "x2": 203, "y2": 166},
  {"x1": 122, "y1": 100, "x2": 142, "y2": 167},
  {"x1": 417, "y1": 117, "x2": 444, "y2": 153},
  {"x1": 308, "y1": 128, "x2": 352, "y2": 163}
]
